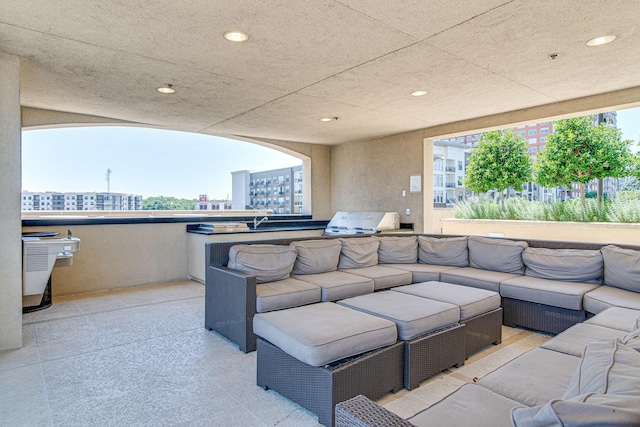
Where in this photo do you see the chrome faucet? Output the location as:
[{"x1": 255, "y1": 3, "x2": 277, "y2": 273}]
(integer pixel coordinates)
[{"x1": 253, "y1": 216, "x2": 269, "y2": 228}]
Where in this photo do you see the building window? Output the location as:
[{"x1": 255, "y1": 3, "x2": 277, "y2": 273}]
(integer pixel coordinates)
[
  {"x1": 540, "y1": 128, "x2": 549, "y2": 134},
  {"x1": 540, "y1": 137, "x2": 547, "y2": 143},
  {"x1": 528, "y1": 147, "x2": 537, "y2": 152},
  {"x1": 528, "y1": 129, "x2": 537, "y2": 136},
  {"x1": 517, "y1": 132, "x2": 525, "y2": 137},
  {"x1": 457, "y1": 161, "x2": 463, "y2": 171}
]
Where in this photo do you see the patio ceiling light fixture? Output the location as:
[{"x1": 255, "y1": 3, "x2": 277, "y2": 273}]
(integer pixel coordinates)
[
  {"x1": 224, "y1": 31, "x2": 249, "y2": 42},
  {"x1": 320, "y1": 117, "x2": 338, "y2": 122},
  {"x1": 586, "y1": 35, "x2": 616, "y2": 47},
  {"x1": 411, "y1": 90, "x2": 428, "y2": 97},
  {"x1": 156, "y1": 84, "x2": 175, "y2": 94}
]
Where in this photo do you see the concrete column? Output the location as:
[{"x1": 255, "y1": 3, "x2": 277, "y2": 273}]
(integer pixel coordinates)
[{"x1": 0, "y1": 52, "x2": 23, "y2": 351}]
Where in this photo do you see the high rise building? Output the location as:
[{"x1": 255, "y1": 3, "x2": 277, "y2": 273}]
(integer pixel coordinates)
[
  {"x1": 21, "y1": 191, "x2": 142, "y2": 211},
  {"x1": 232, "y1": 166, "x2": 303, "y2": 214}
]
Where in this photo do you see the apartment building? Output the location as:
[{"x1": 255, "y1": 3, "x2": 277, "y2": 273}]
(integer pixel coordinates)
[
  {"x1": 194, "y1": 195, "x2": 232, "y2": 211},
  {"x1": 232, "y1": 166, "x2": 303, "y2": 214},
  {"x1": 434, "y1": 112, "x2": 625, "y2": 204},
  {"x1": 22, "y1": 191, "x2": 142, "y2": 211}
]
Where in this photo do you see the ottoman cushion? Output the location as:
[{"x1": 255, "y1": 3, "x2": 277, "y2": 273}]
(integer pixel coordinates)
[
  {"x1": 338, "y1": 291, "x2": 460, "y2": 340},
  {"x1": 392, "y1": 281, "x2": 500, "y2": 320},
  {"x1": 253, "y1": 302, "x2": 397, "y2": 367}
]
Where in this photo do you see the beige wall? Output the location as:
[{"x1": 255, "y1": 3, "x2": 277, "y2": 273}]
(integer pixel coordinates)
[
  {"x1": 331, "y1": 130, "x2": 425, "y2": 232},
  {"x1": 0, "y1": 53, "x2": 22, "y2": 351},
  {"x1": 22, "y1": 223, "x2": 189, "y2": 296}
]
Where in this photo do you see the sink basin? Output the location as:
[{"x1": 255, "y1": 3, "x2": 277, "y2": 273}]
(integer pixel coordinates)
[{"x1": 22, "y1": 236, "x2": 81, "y2": 306}]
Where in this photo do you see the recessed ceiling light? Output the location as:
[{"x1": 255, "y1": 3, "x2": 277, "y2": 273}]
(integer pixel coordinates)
[
  {"x1": 320, "y1": 117, "x2": 337, "y2": 122},
  {"x1": 224, "y1": 31, "x2": 249, "y2": 42},
  {"x1": 156, "y1": 84, "x2": 175, "y2": 94},
  {"x1": 411, "y1": 90, "x2": 428, "y2": 97},
  {"x1": 586, "y1": 35, "x2": 616, "y2": 47}
]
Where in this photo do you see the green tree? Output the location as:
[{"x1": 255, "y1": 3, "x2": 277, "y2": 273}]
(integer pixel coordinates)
[
  {"x1": 535, "y1": 116, "x2": 635, "y2": 204},
  {"x1": 142, "y1": 196, "x2": 198, "y2": 210},
  {"x1": 464, "y1": 130, "x2": 533, "y2": 206}
]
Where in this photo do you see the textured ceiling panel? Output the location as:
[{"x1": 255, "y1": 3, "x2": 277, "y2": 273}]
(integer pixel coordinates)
[{"x1": 1, "y1": 0, "x2": 639, "y2": 144}]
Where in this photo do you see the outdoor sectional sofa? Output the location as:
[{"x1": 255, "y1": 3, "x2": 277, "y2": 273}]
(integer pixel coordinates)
[
  {"x1": 204, "y1": 233, "x2": 640, "y2": 426},
  {"x1": 204, "y1": 234, "x2": 640, "y2": 353},
  {"x1": 335, "y1": 306, "x2": 640, "y2": 426}
]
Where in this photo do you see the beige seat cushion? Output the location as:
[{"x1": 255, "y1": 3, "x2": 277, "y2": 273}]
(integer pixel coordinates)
[
  {"x1": 340, "y1": 265, "x2": 412, "y2": 290},
  {"x1": 584, "y1": 307, "x2": 640, "y2": 332},
  {"x1": 255, "y1": 277, "x2": 321, "y2": 313},
  {"x1": 541, "y1": 323, "x2": 626, "y2": 357},
  {"x1": 583, "y1": 285, "x2": 640, "y2": 314},
  {"x1": 440, "y1": 267, "x2": 521, "y2": 292},
  {"x1": 292, "y1": 270, "x2": 373, "y2": 302},
  {"x1": 500, "y1": 276, "x2": 599, "y2": 311},
  {"x1": 382, "y1": 263, "x2": 460, "y2": 283}
]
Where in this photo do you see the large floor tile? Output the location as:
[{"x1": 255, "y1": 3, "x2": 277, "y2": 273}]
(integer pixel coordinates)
[{"x1": 0, "y1": 364, "x2": 50, "y2": 427}]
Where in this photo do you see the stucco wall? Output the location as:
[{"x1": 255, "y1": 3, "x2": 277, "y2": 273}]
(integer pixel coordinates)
[
  {"x1": 0, "y1": 53, "x2": 22, "y2": 350},
  {"x1": 22, "y1": 223, "x2": 189, "y2": 296},
  {"x1": 331, "y1": 130, "x2": 425, "y2": 232}
]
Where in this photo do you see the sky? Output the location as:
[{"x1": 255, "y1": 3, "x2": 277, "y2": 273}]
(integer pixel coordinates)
[
  {"x1": 22, "y1": 108, "x2": 640, "y2": 200},
  {"x1": 22, "y1": 127, "x2": 302, "y2": 200}
]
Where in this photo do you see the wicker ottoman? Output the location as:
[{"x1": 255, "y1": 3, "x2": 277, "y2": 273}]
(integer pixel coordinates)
[
  {"x1": 338, "y1": 291, "x2": 465, "y2": 390},
  {"x1": 393, "y1": 281, "x2": 502, "y2": 356},
  {"x1": 253, "y1": 302, "x2": 404, "y2": 427}
]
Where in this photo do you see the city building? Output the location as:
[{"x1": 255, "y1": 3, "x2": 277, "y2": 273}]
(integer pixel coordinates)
[
  {"x1": 21, "y1": 191, "x2": 142, "y2": 211},
  {"x1": 232, "y1": 166, "x2": 303, "y2": 214},
  {"x1": 434, "y1": 112, "x2": 627, "y2": 205},
  {"x1": 194, "y1": 194, "x2": 232, "y2": 211}
]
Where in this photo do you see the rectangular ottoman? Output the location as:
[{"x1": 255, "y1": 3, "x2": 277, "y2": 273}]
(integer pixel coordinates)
[
  {"x1": 338, "y1": 291, "x2": 465, "y2": 390},
  {"x1": 393, "y1": 281, "x2": 502, "y2": 356},
  {"x1": 253, "y1": 302, "x2": 404, "y2": 427}
]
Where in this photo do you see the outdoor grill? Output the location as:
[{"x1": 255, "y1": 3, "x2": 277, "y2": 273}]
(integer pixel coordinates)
[{"x1": 324, "y1": 211, "x2": 400, "y2": 235}]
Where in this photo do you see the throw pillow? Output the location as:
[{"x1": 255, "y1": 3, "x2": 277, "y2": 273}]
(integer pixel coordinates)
[
  {"x1": 290, "y1": 239, "x2": 341, "y2": 275},
  {"x1": 468, "y1": 236, "x2": 527, "y2": 274},
  {"x1": 228, "y1": 244, "x2": 297, "y2": 283},
  {"x1": 417, "y1": 236, "x2": 468, "y2": 267},
  {"x1": 601, "y1": 245, "x2": 640, "y2": 292},
  {"x1": 338, "y1": 237, "x2": 380, "y2": 269},
  {"x1": 375, "y1": 236, "x2": 418, "y2": 264}
]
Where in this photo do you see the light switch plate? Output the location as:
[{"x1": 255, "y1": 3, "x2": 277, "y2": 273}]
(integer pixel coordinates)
[{"x1": 405, "y1": 208, "x2": 410, "y2": 216}]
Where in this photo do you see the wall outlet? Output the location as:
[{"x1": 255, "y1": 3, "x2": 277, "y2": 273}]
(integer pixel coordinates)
[
  {"x1": 405, "y1": 208, "x2": 410, "y2": 216},
  {"x1": 402, "y1": 190, "x2": 406, "y2": 197}
]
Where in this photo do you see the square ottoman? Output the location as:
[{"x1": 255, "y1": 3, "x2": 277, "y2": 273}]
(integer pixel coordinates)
[
  {"x1": 253, "y1": 302, "x2": 403, "y2": 427},
  {"x1": 338, "y1": 291, "x2": 465, "y2": 390},
  {"x1": 393, "y1": 281, "x2": 502, "y2": 356}
]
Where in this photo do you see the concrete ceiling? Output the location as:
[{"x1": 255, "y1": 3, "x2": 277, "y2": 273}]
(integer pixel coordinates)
[{"x1": 1, "y1": 0, "x2": 639, "y2": 145}]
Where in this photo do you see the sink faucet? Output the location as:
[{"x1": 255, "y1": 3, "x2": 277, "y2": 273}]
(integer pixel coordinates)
[{"x1": 254, "y1": 216, "x2": 269, "y2": 228}]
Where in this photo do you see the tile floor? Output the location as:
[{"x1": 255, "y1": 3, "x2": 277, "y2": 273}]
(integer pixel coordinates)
[{"x1": 1, "y1": 281, "x2": 550, "y2": 426}]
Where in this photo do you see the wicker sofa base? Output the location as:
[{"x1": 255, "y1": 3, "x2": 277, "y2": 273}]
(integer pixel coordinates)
[
  {"x1": 404, "y1": 324, "x2": 466, "y2": 390},
  {"x1": 257, "y1": 338, "x2": 404, "y2": 427},
  {"x1": 502, "y1": 297, "x2": 585, "y2": 335},
  {"x1": 462, "y1": 307, "x2": 503, "y2": 356}
]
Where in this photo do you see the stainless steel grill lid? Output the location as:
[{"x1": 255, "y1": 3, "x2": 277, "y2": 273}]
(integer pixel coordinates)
[{"x1": 324, "y1": 211, "x2": 399, "y2": 235}]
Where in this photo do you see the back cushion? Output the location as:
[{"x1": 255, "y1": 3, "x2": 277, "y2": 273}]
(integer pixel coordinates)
[
  {"x1": 338, "y1": 237, "x2": 380, "y2": 269},
  {"x1": 228, "y1": 244, "x2": 297, "y2": 283},
  {"x1": 601, "y1": 245, "x2": 640, "y2": 292},
  {"x1": 417, "y1": 236, "x2": 468, "y2": 267},
  {"x1": 523, "y1": 248, "x2": 603, "y2": 283},
  {"x1": 376, "y1": 236, "x2": 418, "y2": 264},
  {"x1": 468, "y1": 236, "x2": 527, "y2": 274},
  {"x1": 290, "y1": 239, "x2": 341, "y2": 275}
]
